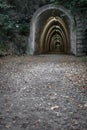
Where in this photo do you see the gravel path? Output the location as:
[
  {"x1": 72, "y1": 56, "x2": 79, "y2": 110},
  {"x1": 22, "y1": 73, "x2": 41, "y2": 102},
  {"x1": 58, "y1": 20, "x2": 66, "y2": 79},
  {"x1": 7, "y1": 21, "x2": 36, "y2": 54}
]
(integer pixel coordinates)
[{"x1": 0, "y1": 55, "x2": 87, "y2": 130}]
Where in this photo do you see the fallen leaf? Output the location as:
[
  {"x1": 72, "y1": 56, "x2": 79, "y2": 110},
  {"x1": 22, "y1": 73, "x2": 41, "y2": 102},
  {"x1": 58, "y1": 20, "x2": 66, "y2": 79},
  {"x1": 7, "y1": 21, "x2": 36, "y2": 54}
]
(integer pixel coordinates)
[
  {"x1": 50, "y1": 96, "x2": 57, "y2": 100},
  {"x1": 84, "y1": 103, "x2": 87, "y2": 107},
  {"x1": 49, "y1": 93, "x2": 57, "y2": 100},
  {"x1": 61, "y1": 95, "x2": 69, "y2": 98},
  {"x1": 5, "y1": 124, "x2": 11, "y2": 128},
  {"x1": 72, "y1": 119, "x2": 78, "y2": 125},
  {"x1": 51, "y1": 106, "x2": 59, "y2": 110},
  {"x1": 33, "y1": 119, "x2": 41, "y2": 127},
  {"x1": 13, "y1": 120, "x2": 16, "y2": 123},
  {"x1": 78, "y1": 104, "x2": 83, "y2": 108}
]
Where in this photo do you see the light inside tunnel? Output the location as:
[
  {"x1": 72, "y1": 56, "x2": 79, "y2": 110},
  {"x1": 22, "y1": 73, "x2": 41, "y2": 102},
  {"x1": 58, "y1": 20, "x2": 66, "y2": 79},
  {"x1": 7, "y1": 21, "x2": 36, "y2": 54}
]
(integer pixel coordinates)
[{"x1": 39, "y1": 16, "x2": 69, "y2": 54}]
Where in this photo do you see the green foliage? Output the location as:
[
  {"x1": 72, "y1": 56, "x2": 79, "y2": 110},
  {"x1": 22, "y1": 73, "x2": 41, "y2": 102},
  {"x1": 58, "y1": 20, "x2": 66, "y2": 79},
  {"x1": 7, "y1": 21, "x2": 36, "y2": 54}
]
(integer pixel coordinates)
[
  {"x1": 0, "y1": 0, "x2": 11, "y2": 55},
  {"x1": 0, "y1": 0, "x2": 11, "y2": 9},
  {"x1": 0, "y1": 41, "x2": 8, "y2": 56},
  {"x1": 82, "y1": 57, "x2": 87, "y2": 62},
  {"x1": 50, "y1": 0, "x2": 87, "y2": 9},
  {"x1": 0, "y1": 0, "x2": 30, "y2": 55}
]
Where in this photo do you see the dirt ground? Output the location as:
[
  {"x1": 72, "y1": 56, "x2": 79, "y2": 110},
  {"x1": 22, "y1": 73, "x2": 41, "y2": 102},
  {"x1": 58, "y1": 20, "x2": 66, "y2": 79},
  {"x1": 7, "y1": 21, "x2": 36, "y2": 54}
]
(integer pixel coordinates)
[{"x1": 0, "y1": 55, "x2": 87, "y2": 130}]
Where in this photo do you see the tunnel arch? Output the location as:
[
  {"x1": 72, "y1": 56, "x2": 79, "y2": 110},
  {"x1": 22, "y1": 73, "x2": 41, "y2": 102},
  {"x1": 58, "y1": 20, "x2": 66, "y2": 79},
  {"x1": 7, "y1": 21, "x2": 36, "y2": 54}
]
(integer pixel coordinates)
[
  {"x1": 27, "y1": 4, "x2": 76, "y2": 55},
  {"x1": 39, "y1": 16, "x2": 69, "y2": 54}
]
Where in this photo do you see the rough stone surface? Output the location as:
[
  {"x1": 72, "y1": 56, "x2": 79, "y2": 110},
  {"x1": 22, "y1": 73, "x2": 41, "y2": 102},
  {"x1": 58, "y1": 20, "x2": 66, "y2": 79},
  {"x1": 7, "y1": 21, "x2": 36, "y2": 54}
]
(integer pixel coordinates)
[
  {"x1": 0, "y1": 55, "x2": 87, "y2": 130},
  {"x1": 75, "y1": 12, "x2": 87, "y2": 56}
]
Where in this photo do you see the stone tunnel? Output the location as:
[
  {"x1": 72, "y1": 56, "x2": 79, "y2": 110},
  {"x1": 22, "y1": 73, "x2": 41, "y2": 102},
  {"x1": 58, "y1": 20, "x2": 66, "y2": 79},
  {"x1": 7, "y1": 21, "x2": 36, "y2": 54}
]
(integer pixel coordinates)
[{"x1": 27, "y1": 4, "x2": 86, "y2": 56}]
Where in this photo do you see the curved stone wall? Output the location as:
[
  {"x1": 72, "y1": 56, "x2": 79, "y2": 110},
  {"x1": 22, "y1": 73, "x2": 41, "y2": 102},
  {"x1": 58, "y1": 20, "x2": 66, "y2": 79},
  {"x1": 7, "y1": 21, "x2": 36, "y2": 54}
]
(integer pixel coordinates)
[{"x1": 27, "y1": 4, "x2": 76, "y2": 55}]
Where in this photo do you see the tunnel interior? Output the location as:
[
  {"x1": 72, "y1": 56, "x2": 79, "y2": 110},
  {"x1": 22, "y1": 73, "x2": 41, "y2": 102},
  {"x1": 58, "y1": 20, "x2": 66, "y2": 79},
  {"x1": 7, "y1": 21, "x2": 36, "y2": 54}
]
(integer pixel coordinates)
[{"x1": 39, "y1": 16, "x2": 69, "y2": 54}]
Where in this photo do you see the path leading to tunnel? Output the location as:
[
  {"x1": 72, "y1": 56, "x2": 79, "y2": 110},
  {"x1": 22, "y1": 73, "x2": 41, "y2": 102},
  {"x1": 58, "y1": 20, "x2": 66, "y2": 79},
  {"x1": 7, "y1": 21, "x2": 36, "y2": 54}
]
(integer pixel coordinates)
[{"x1": 0, "y1": 55, "x2": 87, "y2": 130}]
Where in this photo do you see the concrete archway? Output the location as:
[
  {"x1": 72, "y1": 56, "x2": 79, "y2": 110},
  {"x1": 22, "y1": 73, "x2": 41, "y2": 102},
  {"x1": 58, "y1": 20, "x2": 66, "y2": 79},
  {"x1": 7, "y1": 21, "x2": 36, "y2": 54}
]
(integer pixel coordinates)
[{"x1": 27, "y1": 4, "x2": 76, "y2": 55}]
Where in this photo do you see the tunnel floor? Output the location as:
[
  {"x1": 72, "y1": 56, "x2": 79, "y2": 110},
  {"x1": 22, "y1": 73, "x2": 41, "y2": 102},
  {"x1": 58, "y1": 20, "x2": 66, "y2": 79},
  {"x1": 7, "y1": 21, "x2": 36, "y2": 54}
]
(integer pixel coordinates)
[{"x1": 0, "y1": 55, "x2": 87, "y2": 130}]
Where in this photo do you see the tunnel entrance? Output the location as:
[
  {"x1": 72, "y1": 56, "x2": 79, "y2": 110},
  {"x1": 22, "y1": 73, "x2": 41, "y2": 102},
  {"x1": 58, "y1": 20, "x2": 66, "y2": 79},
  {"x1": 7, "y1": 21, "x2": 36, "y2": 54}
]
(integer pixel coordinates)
[
  {"x1": 39, "y1": 16, "x2": 69, "y2": 54},
  {"x1": 28, "y1": 5, "x2": 76, "y2": 55}
]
